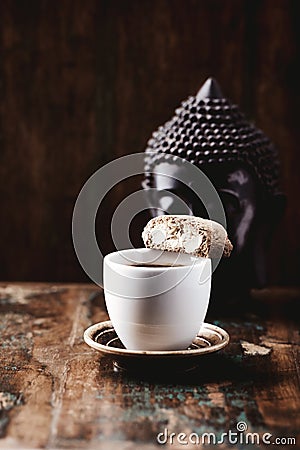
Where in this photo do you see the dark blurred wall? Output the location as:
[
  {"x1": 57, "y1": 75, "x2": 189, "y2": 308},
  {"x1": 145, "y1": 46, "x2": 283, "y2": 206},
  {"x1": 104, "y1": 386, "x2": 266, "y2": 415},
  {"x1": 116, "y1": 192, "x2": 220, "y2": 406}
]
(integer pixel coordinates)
[{"x1": 0, "y1": 0, "x2": 299, "y2": 284}]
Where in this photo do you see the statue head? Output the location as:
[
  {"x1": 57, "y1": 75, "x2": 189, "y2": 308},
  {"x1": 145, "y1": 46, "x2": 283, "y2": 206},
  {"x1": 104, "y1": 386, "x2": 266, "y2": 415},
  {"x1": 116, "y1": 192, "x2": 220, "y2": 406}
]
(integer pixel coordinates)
[{"x1": 143, "y1": 78, "x2": 285, "y2": 307}]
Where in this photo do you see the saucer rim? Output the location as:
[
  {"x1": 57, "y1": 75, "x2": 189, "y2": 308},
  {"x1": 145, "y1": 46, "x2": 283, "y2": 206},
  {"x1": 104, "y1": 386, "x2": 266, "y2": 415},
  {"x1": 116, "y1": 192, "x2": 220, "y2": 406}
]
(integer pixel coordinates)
[{"x1": 83, "y1": 320, "x2": 230, "y2": 358}]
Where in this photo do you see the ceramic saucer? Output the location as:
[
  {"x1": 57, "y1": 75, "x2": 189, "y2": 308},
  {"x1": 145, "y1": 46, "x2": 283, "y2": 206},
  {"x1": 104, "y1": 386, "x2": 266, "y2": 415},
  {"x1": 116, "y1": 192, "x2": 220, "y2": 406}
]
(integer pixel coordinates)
[{"x1": 84, "y1": 320, "x2": 230, "y2": 372}]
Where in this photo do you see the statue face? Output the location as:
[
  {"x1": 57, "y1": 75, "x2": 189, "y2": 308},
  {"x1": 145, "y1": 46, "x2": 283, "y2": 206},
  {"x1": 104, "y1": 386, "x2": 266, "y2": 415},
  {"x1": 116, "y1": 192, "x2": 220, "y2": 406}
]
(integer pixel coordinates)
[
  {"x1": 151, "y1": 162, "x2": 259, "y2": 255},
  {"x1": 149, "y1": 161, "x2": 268, "y2": 301}
]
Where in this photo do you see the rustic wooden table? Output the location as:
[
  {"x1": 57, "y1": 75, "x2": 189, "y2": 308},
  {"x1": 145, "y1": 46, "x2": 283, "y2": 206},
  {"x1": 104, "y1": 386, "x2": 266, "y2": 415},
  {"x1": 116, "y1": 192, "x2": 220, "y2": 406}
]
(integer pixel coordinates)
[{"x1": 0, "y1": 283, "x2": 299, "y2": 449}]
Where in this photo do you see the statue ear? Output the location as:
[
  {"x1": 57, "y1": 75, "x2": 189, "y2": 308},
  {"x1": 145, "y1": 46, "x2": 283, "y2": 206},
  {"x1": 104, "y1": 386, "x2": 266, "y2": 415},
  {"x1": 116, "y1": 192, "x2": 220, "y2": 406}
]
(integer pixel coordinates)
[
  {"x1": 262, "y1": 192, "x2": 286, "y2": 222},
  {"x1": 251, "y1": 192, "x2": 286, "y2": 245},
  {"x1": 252, "y1": 193, "x2": 286, "y2": 289}
]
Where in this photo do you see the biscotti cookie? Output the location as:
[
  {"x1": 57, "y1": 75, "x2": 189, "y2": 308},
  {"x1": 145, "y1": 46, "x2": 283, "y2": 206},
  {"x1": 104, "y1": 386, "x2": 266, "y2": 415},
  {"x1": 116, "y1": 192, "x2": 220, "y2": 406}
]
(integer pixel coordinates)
[{"x1": 142, "y1": 215, "x2": 233, "y2": 258}]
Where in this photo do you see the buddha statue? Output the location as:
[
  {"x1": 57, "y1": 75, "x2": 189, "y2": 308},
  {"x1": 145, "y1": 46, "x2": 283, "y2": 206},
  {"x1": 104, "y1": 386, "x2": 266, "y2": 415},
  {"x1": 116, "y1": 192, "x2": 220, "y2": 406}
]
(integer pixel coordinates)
[{"x1": 143, "y1": 78, "x2": 285, "y2": 310}]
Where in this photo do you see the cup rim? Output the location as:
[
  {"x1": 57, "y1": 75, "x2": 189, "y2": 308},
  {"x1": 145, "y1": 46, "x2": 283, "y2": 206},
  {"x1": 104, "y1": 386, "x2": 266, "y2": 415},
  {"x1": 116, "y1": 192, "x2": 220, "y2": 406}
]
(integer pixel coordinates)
[{"x1": 104, "y1": 248, "x2": 207, "y2": 271}]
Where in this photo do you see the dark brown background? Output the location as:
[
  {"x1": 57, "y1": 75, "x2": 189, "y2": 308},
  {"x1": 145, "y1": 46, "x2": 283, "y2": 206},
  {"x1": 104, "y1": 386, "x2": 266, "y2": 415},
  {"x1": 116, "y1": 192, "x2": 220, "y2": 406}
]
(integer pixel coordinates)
[{"x1": 0, "y1": 0, "x2": 299, "y2": 285}]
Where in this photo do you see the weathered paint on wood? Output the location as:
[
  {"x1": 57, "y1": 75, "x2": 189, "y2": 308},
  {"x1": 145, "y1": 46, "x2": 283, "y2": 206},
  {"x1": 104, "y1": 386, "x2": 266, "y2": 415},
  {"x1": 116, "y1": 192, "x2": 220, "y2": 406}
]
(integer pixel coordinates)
[{"x1": 0, "y1": 283, "x2": 299, "y2": 449}]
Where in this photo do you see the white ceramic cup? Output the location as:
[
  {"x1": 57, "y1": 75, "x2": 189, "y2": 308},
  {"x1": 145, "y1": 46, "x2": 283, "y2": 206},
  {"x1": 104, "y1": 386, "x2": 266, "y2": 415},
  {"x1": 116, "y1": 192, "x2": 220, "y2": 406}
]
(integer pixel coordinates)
[{"x1": 103, "y1": 248, "x2": 211, "y2": 351}]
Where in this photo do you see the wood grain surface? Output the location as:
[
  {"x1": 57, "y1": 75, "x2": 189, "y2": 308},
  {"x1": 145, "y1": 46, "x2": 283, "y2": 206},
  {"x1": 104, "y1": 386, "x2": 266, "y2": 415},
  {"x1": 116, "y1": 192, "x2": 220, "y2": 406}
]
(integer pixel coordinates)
[
  {"x1": 0, "y1": 0, "x2": 299, "y2": 284},
  {"x1": 0, "y1": 283, "x2": 299, "y2": 449}
]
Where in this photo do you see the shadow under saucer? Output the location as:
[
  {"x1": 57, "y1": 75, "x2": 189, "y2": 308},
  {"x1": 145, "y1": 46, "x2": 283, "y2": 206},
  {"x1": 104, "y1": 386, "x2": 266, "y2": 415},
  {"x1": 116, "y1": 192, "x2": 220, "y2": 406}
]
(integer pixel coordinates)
[{"x1": 84, "y1": 320, "x2": 230, "y2": 374}]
